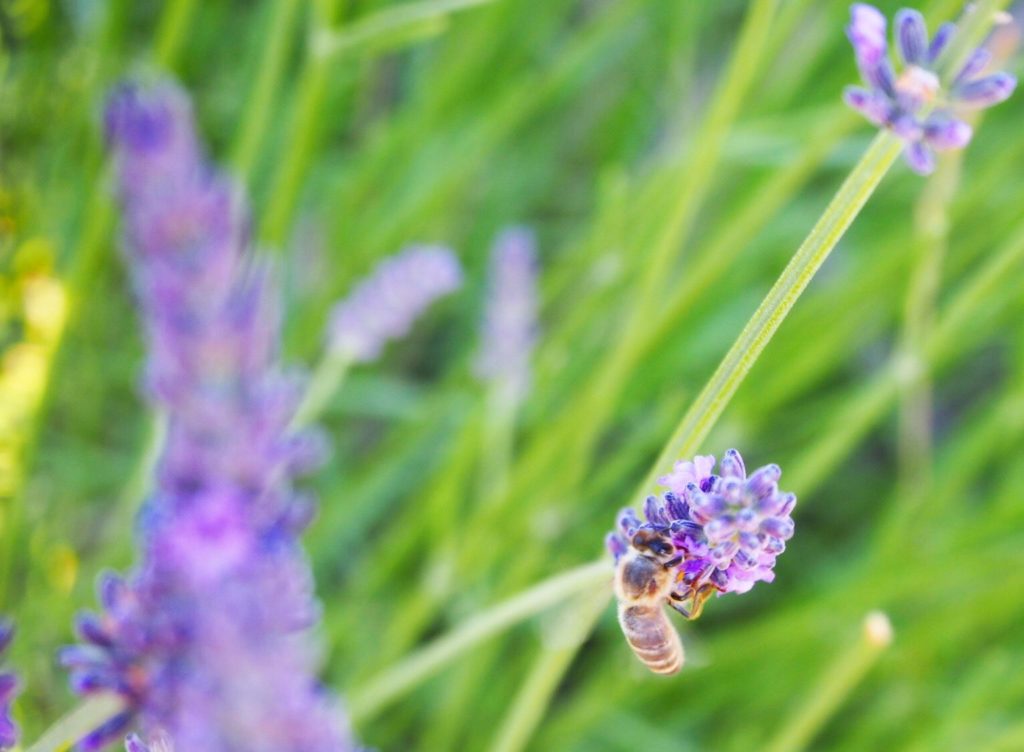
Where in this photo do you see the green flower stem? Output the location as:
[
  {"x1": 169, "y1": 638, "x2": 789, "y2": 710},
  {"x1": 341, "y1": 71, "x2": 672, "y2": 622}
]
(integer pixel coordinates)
[
  {"x1": 897, "y1": 150, "x2": 963, "y2": 492},
  {"x1": 643, "y1": 130, "x2": 902, "y2": 490},
  {"x1": 487, "y1": 588, "x2": 612, "y2": 752},
  {"x1": 231, "y1": 0, "x2": 305, "y2": 183},
  {"x1": 763, "y1": 612, "x2": 894, "y2": 752},
  {"x1": 291, "y1": 350, "x2": 352, "y2": 428},
  {"x1": 477, "y1": 388, "x2": 519, "y2": 504},
  {"x1": 348, "y1": 559, "x2": 610, "y2": 722},
  {"x1": 24, "y1": 694, "x2": 124, "y2": 752}
]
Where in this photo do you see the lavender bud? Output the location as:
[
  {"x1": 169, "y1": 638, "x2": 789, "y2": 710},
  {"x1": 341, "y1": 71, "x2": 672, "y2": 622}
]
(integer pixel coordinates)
[
  {"x1": 328, "y1": 246, "x2": 462, "y2": 363},
  {"x1": 953, "y1": 72, "x2": 1018, "y2": 108},
  {"x1": 475, "y1": 227, "x2": 539, "y2": 405},
  {"x1": 923, "y1": 115, "x2": 973, "y2": 150},
  {"x1": 894, "y1": 9, "x2": 928, "y2": 65}
]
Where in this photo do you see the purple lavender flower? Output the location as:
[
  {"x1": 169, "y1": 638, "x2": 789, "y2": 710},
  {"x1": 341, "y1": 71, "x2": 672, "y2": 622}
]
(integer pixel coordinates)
[
  {"x1": 61, "y1": 80, "x2": 357, "y2": 751},
  {"x1": 0, "y1": 621, "x2": 17, "y2": 750},
  {"x1": 607, "y1": 450, "x2": 796, "y2": 614},
  {"x1": 126, "y1": 732, "x2": 173, "y2": 752},
  {"x1": 474, "y1": 227, "x2": 539, "y2": 405},
  {"x1": 844, "y1": 3, "x2": 1016, "y2": 174},
  {"x1": 327, "y1": 246, "x2": 462, "y2": 363}
]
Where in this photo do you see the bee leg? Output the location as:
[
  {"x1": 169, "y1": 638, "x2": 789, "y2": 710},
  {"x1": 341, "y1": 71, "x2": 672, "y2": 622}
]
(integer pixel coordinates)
[
  {"x1": 668, "y1": 592, "x2": 692, "y2": 619},
  {"x1": 686, "y1": 586, "x2": 715, "y2": 620},
  {"x1": 663, "y1": 556, "x2": 682, "y2": 569}
]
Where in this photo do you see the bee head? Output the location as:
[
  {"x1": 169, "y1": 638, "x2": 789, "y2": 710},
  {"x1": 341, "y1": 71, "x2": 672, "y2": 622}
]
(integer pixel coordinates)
[{"x1": 631, "y1": 529, "x2": 676, "y2": 563}]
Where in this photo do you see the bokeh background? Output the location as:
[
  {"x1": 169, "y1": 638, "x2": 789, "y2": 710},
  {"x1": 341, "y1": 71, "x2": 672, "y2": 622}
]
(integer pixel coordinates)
[{"x1": 2, "y1": 0, "x2": 1024, "y2": 749}]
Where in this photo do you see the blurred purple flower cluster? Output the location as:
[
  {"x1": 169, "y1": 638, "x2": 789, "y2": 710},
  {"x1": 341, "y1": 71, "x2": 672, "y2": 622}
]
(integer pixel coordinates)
[
  {"x1": 60, "y1": 82, "x2": 357, "y2": 751},
  {"x1": 475, "y1": 227, "x2": 539, "y2": 405},
  {"x1": 0, "y1": 621, "x2": 17, "y2": 750},
  {"x1": 328, "y1": 245, "x2": 462, "y2": 363},
  {"x1": 844, "y1": 3, "x2": 1016, "y2": 174},
  {"x1": 607, "y1": 450, "x2": 796, "y2": 611}
]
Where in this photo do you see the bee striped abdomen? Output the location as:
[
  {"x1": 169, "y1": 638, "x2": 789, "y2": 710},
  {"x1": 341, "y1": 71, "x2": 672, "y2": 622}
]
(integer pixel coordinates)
[{"x1": 618, "y1": 603, "x2": 684, "y2": 675}]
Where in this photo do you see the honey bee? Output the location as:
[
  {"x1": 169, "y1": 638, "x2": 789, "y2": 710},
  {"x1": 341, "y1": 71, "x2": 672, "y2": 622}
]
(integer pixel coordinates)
[{"x1": 614, "y1": 529, "x2": 686, "y2": 675}]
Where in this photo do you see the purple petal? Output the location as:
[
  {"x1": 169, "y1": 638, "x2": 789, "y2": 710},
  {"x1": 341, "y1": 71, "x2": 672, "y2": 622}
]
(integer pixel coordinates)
[
  {"x1": 747, "y1": 464, "x2": 781, "y2": 498},
  {"x1": 843, "y1": 86, "x2": 891, "y2": 126},
  {"x1": 643, "y1": 495, "x2": 667, "y2": 527},
  {"x1": 890, "y1": 113, "x2": 924, "y2": 141},
  {"x1": 927, "y1": 22, "x2": 955, "y2": 63},
  {"x1": 719, "y1": 449, "x2": 746, "y2": 480},
  {"x1": 923, "y1": 115, "x2": 973, "y2": 150},
  {"x1": 848, "y1": 5, "x2": 892, "y2": 88},
  {"x1": 605, "y1": 532, "x2": 628, "y2": 561},
  {"x1": 955, "y1": 48, "x2": 992, "y2": 85},
  {"x1": 895, "y1": 9, "x2": 928, "y2": 65},
  {"x1": 761, "y1": 517, "x2": 795, "y2": 541},
  {"x1": 77, "y1": 711, "x2": 133, "y2": 752},
  {"x1": 904, "y1": 141, "x2": 935, "y2": 174},
  {"x1": 954, "y1": 72, "x2": 1017, "y2": 108}
]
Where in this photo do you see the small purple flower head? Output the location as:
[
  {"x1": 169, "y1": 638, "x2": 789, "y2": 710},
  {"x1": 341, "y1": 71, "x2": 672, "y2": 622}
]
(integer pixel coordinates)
[
  {"x1": 475, "y1": 227, "x2": 539, "y2": 404},
  {"x1": 328, "y1": 246, "x2": 462, "y2": 363},
  {"x1": 844, "y1": 3, "x2": 1016, "y2": 174},
  {"x1": 607, "y1": 450, "x2": 796, "y2": 614},
  {"x1": 0, "y1": 621, "x2": 18, "y2": 750}
]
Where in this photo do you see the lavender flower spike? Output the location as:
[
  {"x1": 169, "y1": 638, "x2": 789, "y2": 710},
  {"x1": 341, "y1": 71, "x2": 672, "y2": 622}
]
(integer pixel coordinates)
[
  {"x1": 62, "y1": 80, "x2": 358, "y2": 751},
  {"x1": 0, "y1": 621, "x2": 17, "y2": 750},
  {"x1": 844, "y1": 3, "x2": 1016, "y2": 174},
  {"x1": 475, "y1": 227, "x2": 539, "y2": 404},
  {"x1": 328, "y1": 245, "x2": 462, "y2": 362},
  {"x1": 607, "y1": 450, "x2": 796, "y2": 616}
]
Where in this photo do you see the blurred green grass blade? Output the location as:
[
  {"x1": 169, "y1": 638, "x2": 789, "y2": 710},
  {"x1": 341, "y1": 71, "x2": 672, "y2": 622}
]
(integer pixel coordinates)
[
  {"x1": 154, "y1": 0, "x2": 199, "y2": 69},
  {"x1": 348, "y1": 560, "x2": 610, "y2": 721},
  {"x1": 313, "y1": 0, "x2": 497, "y2": 59},
  {"x1": 231, "y1": 0, "x2": 305, "y2": 183}
]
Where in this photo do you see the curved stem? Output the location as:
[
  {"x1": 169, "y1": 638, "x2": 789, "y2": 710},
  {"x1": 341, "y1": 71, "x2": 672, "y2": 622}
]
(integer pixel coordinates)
[
  {"x1": 291, "y1": 351, "x2": 351, "y2": 428},
  {"x1": 487, "y1": 588, "x2": 611, "y2": 752},
  {"x1": 643, "y1": 131, "x2": 902, "y2": 489},
  {"x1": 763, "y1": 613, "x2": 893, "y2": 752},
  {"x1": 348, "y1": 559, "x2": 610, "y2": 721},
  {"x1": 25, "y1": 694, "x2": 124, "y2": 752}
]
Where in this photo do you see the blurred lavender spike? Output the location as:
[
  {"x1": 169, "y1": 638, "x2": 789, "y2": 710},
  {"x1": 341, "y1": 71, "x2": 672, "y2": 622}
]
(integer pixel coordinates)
[
  {"x1": 328, "y1": 245, "x2": 462, "y2": 363},
  {"x1": 61, "y1": 80, "x2": 358, "y2": 752},
  {"x1": 843, "y1": 3, "x2": 1017, "y2": 174},
  {"x1": 607, "y1": 449, "x2": 796, "y2": 610},
  {"x1": 475, "y1": 227, "x2": 539, "y2": 406},
  {"x1": 0, "y1": 621, "x2": 17, "y2": 750}
]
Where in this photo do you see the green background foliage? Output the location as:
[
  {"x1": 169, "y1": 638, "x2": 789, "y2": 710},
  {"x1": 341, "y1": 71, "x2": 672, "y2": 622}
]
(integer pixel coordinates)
[{"x1": 1, "y1": 0, "x2": 1023, "y2": 749}]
